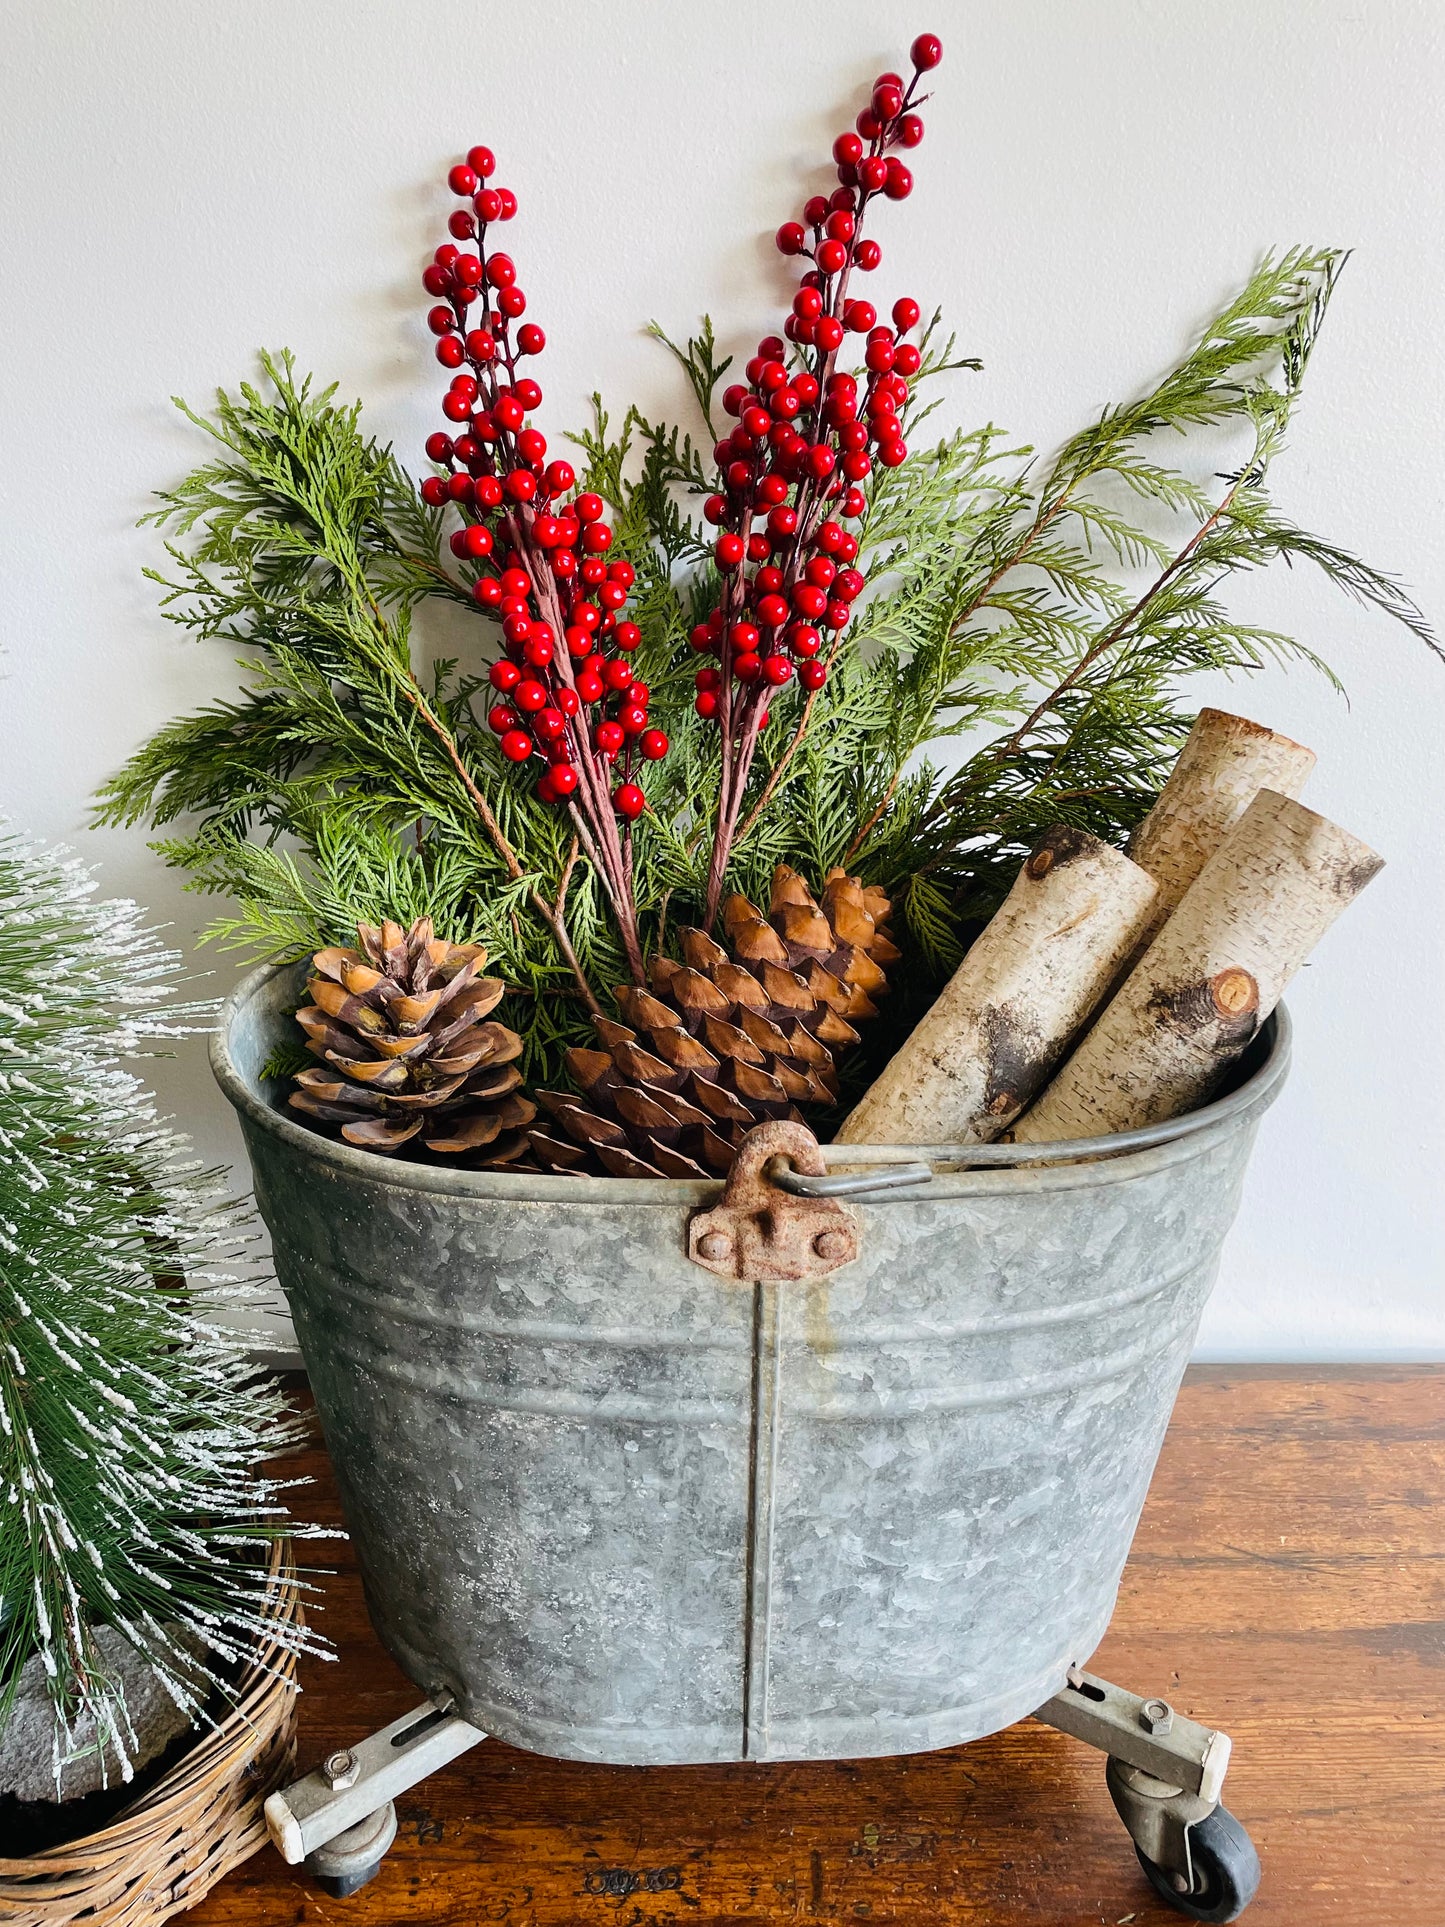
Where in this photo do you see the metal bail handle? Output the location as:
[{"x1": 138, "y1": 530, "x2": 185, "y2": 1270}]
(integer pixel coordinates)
[{"x1": 688, "y1": 1121, "x2": 860, "y2": 1282}]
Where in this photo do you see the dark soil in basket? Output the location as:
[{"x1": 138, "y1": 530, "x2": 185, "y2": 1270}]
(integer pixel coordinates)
[{"x1": 0, "y1": 1660, "x2": 242, "y2": 1860}]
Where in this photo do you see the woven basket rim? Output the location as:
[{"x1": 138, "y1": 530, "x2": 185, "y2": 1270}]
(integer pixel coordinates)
[{"x1": 0, "y1": 1535, "x2": 300, "y2": 1876}]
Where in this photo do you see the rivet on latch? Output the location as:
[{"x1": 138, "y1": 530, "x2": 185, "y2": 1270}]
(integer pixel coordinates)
[
  {"x1": 697, "y1": 1231, "x2": 733, "y2": 1262},
  {"x1": 812, "y1": 1228, "x2": 851, "y2": 1262}
]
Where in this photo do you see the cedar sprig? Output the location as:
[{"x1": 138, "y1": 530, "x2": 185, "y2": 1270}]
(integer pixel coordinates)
[
  {"x1": 664, "y1": 247, "x2": 1437, "y2": 939},
  {"x1": 97, "y1": 352, "x2": 633, "y2": 1076},
  {"x1": 101, "y1": 254, "x2": 1436, "y2": 1085}
]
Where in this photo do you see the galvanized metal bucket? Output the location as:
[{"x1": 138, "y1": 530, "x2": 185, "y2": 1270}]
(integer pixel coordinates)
[{"x1": 215, "y1": 962, "x2": 1288, "y2": 1769}]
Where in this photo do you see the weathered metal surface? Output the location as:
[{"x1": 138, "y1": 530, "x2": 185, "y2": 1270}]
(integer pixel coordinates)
[
  {"x1": 687, "y1": 1120, "x2": 859, "y2": 1280},
  {"x1": 215, "y1": 962, "x2": 1288, "y2": 1768},
  {"x1": 1037, "y1": 1669, "x2": 1230, "y2": 1805},
  {"x1": 265, "y1": 1701, "x2": 484, "y2": 1864}
]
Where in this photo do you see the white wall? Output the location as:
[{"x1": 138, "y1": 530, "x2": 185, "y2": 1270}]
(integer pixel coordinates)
[{"x1": 1, "y1": 0, "x2": 1440, "y2": 1357}]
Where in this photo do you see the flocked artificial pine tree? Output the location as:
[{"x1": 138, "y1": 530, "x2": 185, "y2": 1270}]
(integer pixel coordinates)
[
  {"x1": 96, "y1": 30, "x2": 1438, "y2": 1173},
  {"x1": 0, "y1": 830, "x2": 312, "y2": 1783}
]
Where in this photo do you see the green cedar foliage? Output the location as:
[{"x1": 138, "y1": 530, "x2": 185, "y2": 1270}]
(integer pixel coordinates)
[
  {"x1": 99, "y1": 255, "x2": 1436, "y2": 1085},
  {"x1": 0, "y1": 832, "x2": 318, "y2": 1779},
  {"x1": 644, "y1": 255, "x2": 1435, "y2": 958}
]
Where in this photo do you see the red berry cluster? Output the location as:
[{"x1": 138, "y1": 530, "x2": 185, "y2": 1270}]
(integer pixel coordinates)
[
  {"x1": 691, "y1": 33, "x2": 941, "y2": 733},
  {"x1": 418, "y1": 146, "x2": 666, "y2": 823}
]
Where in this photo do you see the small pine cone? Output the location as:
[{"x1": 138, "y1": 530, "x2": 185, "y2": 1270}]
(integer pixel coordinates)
[
  {"x1": 288, "y1": 918, "x2": 536, "y2": 1158},
  {"x1": 524, "y1": 866, "x2": 898, "y2": 1178}
]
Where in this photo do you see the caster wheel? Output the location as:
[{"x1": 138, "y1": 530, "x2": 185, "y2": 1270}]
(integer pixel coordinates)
[
  {"x1": 1135, "y1": 1804, "x2": 1261, "y2": 1922},
  {"x1": 315, "y1": 1863, "x2": 383, "y2": 1900},
  {"x1": 304, "y1": 1800, "x2": 397, "y2": 1900}
]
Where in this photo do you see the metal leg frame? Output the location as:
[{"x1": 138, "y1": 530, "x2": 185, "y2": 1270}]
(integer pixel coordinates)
[
  {"x1": 266, "y1": 1667, "x2": 1234, "y2": 1904},
  {"x1": 264, "y1": 1700, "x2": 487, "y2": 1893},
  {"x1": 1035, "y1": 1666, "x2": 1231, "y2": 1896}
]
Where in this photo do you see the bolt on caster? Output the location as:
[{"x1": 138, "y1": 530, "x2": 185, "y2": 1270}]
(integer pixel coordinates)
[{"x1": 1035, "y1": 1667, "x2": 1262, "y2": 1922}]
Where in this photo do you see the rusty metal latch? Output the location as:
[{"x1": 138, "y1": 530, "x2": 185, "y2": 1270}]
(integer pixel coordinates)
[{"x1": 688, "y1": 1121, "x2": 860, "y2": 1282}]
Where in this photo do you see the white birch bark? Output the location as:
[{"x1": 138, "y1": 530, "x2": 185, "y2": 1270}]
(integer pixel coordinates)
[
  {"x1": 1128, "y1": 707, "x2": 1316, "y2": 942},
  {"x1": 1014, "y1": 790, "x2": 1383, "y2": 1142},
  {"x1": 837, "y1": 827, "x2": 1159, "y2": 1145}
]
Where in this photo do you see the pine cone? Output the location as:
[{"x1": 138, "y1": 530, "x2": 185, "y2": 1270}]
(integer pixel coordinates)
[
  {"x1": 515, "y1": 866, "x2": 899, "y2": 1178},
  {"x1": 287, "y1": 918, "x2": 536, "y2": 1158}
]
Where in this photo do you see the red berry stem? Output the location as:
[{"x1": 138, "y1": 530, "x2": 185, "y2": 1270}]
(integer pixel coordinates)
[
  {"x1": 419, "y1": 146, "x2": 664, "y2": 983},
  {"x1": 695, "y1": 34, "x2": 941, "y2": 929}
]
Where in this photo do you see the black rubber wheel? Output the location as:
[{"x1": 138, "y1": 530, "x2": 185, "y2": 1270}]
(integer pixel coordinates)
[
  {"x1": 1135, "y1": 1805, "x2": 1261, "y2": 1922},
  {"x1": 314, "y1": 1862, "x2": 383, "y2": 1899}
]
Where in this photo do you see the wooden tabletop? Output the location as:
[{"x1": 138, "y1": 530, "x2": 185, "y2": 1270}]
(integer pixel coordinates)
[{"x1": 192, "y1": 1366, "x2": 1444, "y2": 1925}]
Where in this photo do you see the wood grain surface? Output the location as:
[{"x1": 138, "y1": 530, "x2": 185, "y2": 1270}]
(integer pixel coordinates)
[{"x1": 189, "y1": 1366, "x2": 1445, "y2": 1926}]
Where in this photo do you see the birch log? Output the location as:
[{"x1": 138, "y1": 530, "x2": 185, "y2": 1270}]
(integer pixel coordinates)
[
  {"x1": 1014, "y1": 790, "x2": 1383, "y2": 1142},
  {"x1": 1128, "y1": 707, "x2": 1316, "y2": 942},
  {"x1": 837, "y1": 827, "x2": 1159, "y2": 1145}
]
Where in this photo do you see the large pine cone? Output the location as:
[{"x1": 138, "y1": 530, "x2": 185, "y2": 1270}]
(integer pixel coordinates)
[
  {"x1": 288, "y1": 918, "x2": 536, "y2": 1157},
  {"x1": 516, "y1": 866, "x2": 899, "y2": 1178}
]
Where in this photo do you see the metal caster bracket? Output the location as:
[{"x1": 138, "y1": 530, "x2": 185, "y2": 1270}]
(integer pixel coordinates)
[
  {"x1": 268, "y1": 1670, "x2": 1245, "y2": 1908},
  {"x1": 1034, "y1": 1666, "x2": 1232, "y2": 1890},
  {"x1": 264, "y1": 1699, "x2": 487, "y2": 1871}
]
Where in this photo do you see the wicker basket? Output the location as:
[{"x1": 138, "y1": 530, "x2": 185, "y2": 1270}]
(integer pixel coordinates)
[{"x1": 0, "y1": 1541, "x2": 302, "y2": 1926}]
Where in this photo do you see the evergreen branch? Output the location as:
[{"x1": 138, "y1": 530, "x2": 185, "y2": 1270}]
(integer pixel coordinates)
[
  {"x1": 985, "y1": 476, "x2": 1247, "y2": 772},
  {"x1": 1194, "y1": 503, "x2": 1441, "y2": 658},
  {"x1": 110, "y1": 240, "x2": 1438, "y2": 1067},
  {"x1": 646, "y1": 318, "x2": 734, "y2": 440}
]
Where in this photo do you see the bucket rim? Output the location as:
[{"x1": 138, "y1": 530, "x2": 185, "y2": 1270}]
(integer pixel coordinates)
[{"x1": 212, "y1": 960, "x2": 1291, "y2": 1207}]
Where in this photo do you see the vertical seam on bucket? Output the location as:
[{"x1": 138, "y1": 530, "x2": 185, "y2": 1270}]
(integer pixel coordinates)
[{"x1": 741, "y1": 1280, "x2": 782, "y2": 1759}]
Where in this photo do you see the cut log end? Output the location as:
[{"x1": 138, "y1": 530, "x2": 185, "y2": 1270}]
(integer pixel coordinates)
[{"x1": 1194, "y1": 706, "x2": 1313, "y2": 756}]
